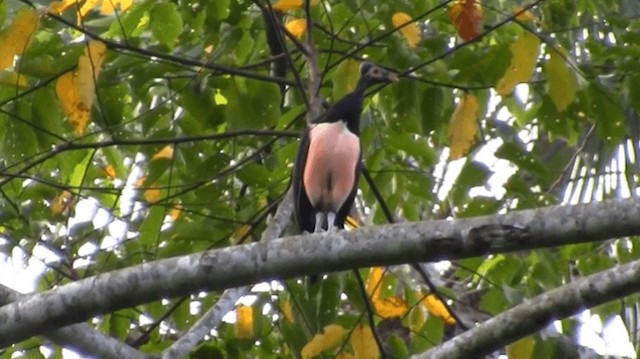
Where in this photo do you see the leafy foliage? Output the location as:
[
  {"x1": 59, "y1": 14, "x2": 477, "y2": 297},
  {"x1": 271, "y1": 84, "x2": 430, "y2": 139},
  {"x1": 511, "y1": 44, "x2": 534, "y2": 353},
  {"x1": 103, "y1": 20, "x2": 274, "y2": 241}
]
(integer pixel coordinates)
[{"x1": 1, "y1": 0, "x2": 640, "y2": 357}]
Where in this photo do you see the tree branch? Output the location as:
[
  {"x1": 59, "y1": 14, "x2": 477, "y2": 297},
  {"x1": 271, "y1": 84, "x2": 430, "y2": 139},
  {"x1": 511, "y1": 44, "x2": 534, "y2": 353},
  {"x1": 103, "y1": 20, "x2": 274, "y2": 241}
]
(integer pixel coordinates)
[
  {"x1": 0, "y1": 285, "x2": 148, "y2": 359},
  {"x1": 413, "y1": 256, "x2": 640, "y2": 359},
  {"x1": 1, "y1": 198, "x2": 639, "y2": 346}
]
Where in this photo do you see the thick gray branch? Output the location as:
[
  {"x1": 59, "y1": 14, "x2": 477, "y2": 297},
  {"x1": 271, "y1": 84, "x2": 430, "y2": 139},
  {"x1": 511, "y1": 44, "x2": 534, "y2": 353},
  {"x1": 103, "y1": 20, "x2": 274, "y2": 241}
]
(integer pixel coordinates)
[
  {"x1": 1, "y1": 198, "x2": 639, "y2": 347},
  {"x1": 162, "y1": 189, "x2": 294, "y2": 358},
  {"x1": 0, "y1": 285, "x2": 147, "y2": 359},
  {"x1": 414, "y1": 257, "x2": 640, "y2": 359}
]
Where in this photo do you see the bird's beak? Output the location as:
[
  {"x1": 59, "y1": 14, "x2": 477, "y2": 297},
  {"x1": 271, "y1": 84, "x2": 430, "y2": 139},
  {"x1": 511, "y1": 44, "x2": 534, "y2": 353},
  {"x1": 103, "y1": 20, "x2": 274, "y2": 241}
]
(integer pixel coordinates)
[{"x1": 386, "y1": 71, "x2": 399, "y2": 82}]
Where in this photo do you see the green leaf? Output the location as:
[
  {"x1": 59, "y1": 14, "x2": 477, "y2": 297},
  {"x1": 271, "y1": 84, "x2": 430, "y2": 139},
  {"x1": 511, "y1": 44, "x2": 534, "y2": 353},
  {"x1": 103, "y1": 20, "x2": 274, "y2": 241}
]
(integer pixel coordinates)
[
  {"x1": 496, "y1": 142, "x2": 551, "y2": 186},
  {"x1": 31, "y1": 88, "x2": 63, "y2": 149},
  {"x1": 236, "y1": 163, "x2": 272, "y2": 187},
  {"x1": 480, "y1": 287, "x2": 509, "y2": 314},
  {"x1": 233, "y1": 31, "x2": 253, "y2": 63},
  {"x1": 164, "y1": 221, "x2": 223, "y2": 244},
  {"x1": 420, "y1": 86, "x2": 445, "y2": 135},
  {"x1": 69, "y1": 150, "x2": 93, "y2": 188},
  {"x1": 544, "y1": 49, "x2": 579, "y2": 112},
  {"x1": 100, "y1": 82, "x2": 131, "y2": 128},
  {"x1": 332, "y1": 59, "x2": 360, "y2": 100},
  {"x1": 0, "y1": 2, "x2": 6, "y2": 27},
  {"x1": 0, "y1": 104, "x2": 39, "y2": 164},
  {"x1": 588, "y1": 83, "x2": 625, "y2": 144},
  {"x1": 139, "y1": 206, "x2": 165, "y2": 247},
  {"x1": 386, "y1": 132, "x2": 436, "y2": 164},
  {"x1": 380, "y1": 79, "x2": 421, "y2": 134},
  {"x1": 172, "y1": 299, "x2": 192, "y2": 331},
  {"x1": 224, "y1": 78, "x2": 281, "y2": 129},
  {"x1": 414, "y1": 316, "x2": 443, "y2": 352},
  {"x1": 387, "y1": 334, "x2": 409, "y2": 359},
  {"x1": 478, "y1": 254, "x2": 523, "y2": 286},
  {"x1": 457, "y1": 196, "x2": 500, "y2": 217},
  {"x1": 627, "y1": 74, "x2": 640, "y2": 112},
  {"x1": 107, "y1": 0, "x2": 153, "y2": 38},
  {"x1": 449, "y1": 160, "x2": 491, "y2": 205},
  {"x1": 506, "y1": 336, "x2": 535, "y2": 359},
  {"x1": 150, "y1": 2, "x2": 183, "y2": 48},
  {"x1": 317, "y1": 275, "x2": 341, "y2": 327},
  {"x1": 109, "y1": 310, "x2": 131, "y2": 340},
  {"x1": 179, "y1": 82, "x2": 218, "y2": 129},
  {"x1": 207, "y1": 0, "x2": 230, "y2": 22},
  {"x1": 192, "y1": 343, "x2": 225, "y2": 359}
]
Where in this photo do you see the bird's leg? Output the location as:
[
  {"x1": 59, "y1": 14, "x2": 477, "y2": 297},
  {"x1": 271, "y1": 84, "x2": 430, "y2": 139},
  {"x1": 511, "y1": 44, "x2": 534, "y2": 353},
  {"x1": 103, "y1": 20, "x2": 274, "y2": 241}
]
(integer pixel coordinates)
[
  {"x1": 326, "y1": 211, "x2": 336, "y2": 232},
  {"x1": 314, "y1": 212, "x2": 325, "y2": 232}
]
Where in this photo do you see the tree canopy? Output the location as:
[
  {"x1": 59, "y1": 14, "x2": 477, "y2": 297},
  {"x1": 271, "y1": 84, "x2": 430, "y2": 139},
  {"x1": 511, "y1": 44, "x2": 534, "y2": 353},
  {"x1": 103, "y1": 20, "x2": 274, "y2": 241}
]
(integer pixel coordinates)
[{"x1": 1, "y1": 0, "x2": 640, "y2": 358}]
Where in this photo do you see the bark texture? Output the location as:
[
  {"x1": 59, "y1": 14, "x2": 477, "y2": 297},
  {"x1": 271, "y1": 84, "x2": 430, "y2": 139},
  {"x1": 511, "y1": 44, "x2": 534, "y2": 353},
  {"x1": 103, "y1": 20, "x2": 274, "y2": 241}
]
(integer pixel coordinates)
[{"x1": 0, "y1": 198, "x2": 638, "y2": 347}]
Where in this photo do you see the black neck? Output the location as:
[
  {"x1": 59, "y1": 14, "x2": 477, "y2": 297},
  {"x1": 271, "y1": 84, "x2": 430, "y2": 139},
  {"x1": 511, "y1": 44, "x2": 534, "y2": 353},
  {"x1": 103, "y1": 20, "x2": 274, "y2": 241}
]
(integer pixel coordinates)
[{"x1": 313, "y1": 78, "x2": 370, "y2": 135}]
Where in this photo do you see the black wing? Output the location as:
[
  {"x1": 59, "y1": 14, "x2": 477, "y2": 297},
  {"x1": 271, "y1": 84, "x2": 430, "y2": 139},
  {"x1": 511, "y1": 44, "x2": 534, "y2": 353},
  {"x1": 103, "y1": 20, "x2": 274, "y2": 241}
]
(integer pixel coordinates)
[
  {"x1": 292, "y1": 127, "x2": 316, "y2": 233},
  {"x1": 335, "y1": 151, "x2": 362, "y2": 229}
]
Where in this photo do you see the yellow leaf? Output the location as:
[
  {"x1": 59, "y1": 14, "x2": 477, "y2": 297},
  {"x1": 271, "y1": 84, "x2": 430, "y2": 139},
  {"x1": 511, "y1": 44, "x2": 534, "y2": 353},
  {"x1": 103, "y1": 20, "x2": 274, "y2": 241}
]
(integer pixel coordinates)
[
  {"x1": 56, "y1": 71, "x2": 90, "y2": 136},
  {"x1": 49, "y1": 0, "x2": 77, "y2": 14},
  {"x1": 135, "y1": 176, "x2": 147, "y2": 188},
  {"x1": 391, "y1": 12, "x2": 420, "y2": 48},
  {"x1": 336, "y1": 354, "x2": 356, "y2": 359},
  {"x1": 79, "y1": 0, "x2": 101, "y2": 19},
  {"x1": 449, "y1": 0, "x2": 483, "y2": 41},
  {"x1": 50, "y1": 0, "x2": 132, "y2": 21},
  {"x1": 344, "y1": 215, "x2": 359, "y2": 230},
  {"x1": 144, "y1": 188, "x2": 160, "y2": 203},
  {"x1": 496, "y1": 32, "x2": 541, "y2": 96},
  {"x1": 235, "y1": 305, "x2": 254, "y2": 339},
  {"x1": 301, "y1": 324, "x2": 346, "y2": 359},
  {"x1": 151, "y1": 145, "x2": 174, "y2": 161},
  {"x1": 366, "y1": 267, "x2": 408, "y2": 318},
  {"x1": 0, "y1": 8, "x2": 39, "y2": 70},
  {"x1": 544, "y1": 50, "x2": 578, "y2": 112},
  {"x1": 448, "y1": 94, "x2": 479, "y2": 160},
  {"x1": 285, "y1": 19, "x2": 307, "y2": 39},
  {"x1": 273, "y1": 0, "x2": 319, "y2": 12},
  {"x1": 102, "y1": 164, "x2": 116, "y2": 179},
  {"x1": 56, "y1": 40, "x2": 107, "y2": 136},
  {"x1": 506, "y1": 336, "x2": 535, "y2": 359},
  {"x1": 169, "y1": 204, "x2": 181, "y2": 221},
  {"x1": 51, "y1": 191, "x2": 73, "y2": 216},
  {"x1": 0, "y1": 71, "x2": 28, "y2": 87},
  {"x1": 281, "y1": 298, "x2": 294, "y2": 323},
  {"x1": 273, "y1": 0, "x2": 302, "y2": 11},
  {"x1": 232, "y1": 224, "x2": 251, "y2": 243},
  {"x1": 100, "y1": 0, "x2": 133, "y2": 14},
  {"x1": 351, "y1": 325, "x2": 379, "y2": 359},
  {"x1": 373, "y1": 296, "x2": 408, "y2": 319},
  {"x1": 512, "y1": 7, "x2": 541, "y2": 25},
  {"x1": 77, "y1": 41, "x2": 107, "y2": 109},
  {"x1": 421, "y1": 293, "x2": 455, "y2": 325}
]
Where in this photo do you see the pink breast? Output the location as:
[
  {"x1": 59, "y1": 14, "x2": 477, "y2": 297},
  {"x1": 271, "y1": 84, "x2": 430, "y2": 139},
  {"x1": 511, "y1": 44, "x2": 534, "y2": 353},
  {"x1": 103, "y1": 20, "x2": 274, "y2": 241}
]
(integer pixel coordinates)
[{"x1": 303, "y1": 122, "x2": 360, "y2": 212}]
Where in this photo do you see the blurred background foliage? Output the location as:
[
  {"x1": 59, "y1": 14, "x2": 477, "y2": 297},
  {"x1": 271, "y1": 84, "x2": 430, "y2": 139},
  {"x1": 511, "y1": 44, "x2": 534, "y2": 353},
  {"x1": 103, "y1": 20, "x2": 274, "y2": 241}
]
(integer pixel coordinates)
[{"x1": 1, "y1": 0, "x2": 640, "y2": 357}]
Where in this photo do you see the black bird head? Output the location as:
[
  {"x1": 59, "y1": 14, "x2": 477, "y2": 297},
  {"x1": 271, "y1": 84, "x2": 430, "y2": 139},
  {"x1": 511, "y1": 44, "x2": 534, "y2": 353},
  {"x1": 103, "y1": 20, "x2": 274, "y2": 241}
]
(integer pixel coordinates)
[
  {"x1": 313, "y1": 61, "x2": 398, "y2": 130},
  {"x1": 357, "y1": 61, "x2": 399, "y2": 89}
]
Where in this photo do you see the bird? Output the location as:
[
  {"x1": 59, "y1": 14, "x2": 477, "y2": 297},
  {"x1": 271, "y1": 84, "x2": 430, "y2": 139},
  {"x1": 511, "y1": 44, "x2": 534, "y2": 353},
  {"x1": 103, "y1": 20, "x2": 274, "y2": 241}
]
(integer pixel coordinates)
[{"x1": 292, "y1": 62, "x2": 398, "y2": 237}]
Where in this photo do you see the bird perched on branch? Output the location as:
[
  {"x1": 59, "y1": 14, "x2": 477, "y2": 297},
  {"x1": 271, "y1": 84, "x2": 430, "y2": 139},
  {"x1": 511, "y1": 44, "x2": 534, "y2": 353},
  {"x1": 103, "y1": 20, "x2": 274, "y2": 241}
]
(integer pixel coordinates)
[{"x1": 292, "y1": 62, "x2": 398, "y2": 235}]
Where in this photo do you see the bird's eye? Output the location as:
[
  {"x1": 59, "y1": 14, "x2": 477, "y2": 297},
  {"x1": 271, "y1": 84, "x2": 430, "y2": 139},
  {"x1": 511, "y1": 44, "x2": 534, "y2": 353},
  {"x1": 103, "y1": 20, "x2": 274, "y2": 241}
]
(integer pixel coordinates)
[{"x1": 372, "y1": 68, "x2": 380, "y2": 75}]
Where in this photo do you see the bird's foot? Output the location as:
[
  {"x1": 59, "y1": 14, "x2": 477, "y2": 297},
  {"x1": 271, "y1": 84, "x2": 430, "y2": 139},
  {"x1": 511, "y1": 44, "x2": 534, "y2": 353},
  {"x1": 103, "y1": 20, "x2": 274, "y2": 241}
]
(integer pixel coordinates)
[
  {"x1": 314, "y1": 212, "x2": 325, "y2": 233},
  {"x1": 326, "y1": 212, "x2": 336, "y2": 232}
]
